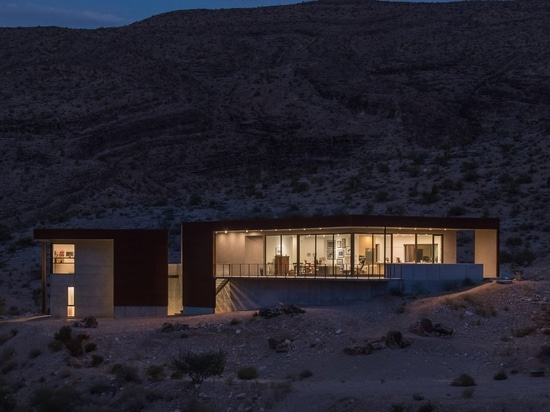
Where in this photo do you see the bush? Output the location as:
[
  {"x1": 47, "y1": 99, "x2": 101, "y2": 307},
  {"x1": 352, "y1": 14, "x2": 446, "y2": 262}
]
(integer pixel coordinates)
[
  {"x1": 146, "y1": 364, "x2": 165, "y2": 381},
  {"x1": 65, "y1": 338, "x2": 83, "y2": 357},
  {"x1": 90, "y1": 354, "x2": 104, "y2": 367},
  {"x1": 0, "y1": 386, "x2": 16, "y2": 411},
  {"x1": 493, "y1": 370, "x2": 507, "y2": 380},
  {"x1": 237, "y1": 366, "x2": 258, "y2": 380},
  {"x1": 299, "y1": 369, "x2": 313, "y2": 379},
  {"x1": 30, "y1": 385, "x2": 80, "y2": 412},
  {"x1": 54, "y1": 326, "x2": 73, "y2": 344},
  {"x1": 451, "y1": 373, "x2": 476, "y2": 387},
  {"x1": 512, "y1": 326, "x2": 536, "y2": 338},
  {"x1": 172, "y1": 349, "x2": 226, "y2": 385},
  {"x1": 29, "y1": 348, "x2": 42, "y2": 359},
  {"x1": 84, "y1": 342, "x2": 97, "y2": 353},
  {"x1": 111, "y1": 363, "x2": 141, "y2": 383}
]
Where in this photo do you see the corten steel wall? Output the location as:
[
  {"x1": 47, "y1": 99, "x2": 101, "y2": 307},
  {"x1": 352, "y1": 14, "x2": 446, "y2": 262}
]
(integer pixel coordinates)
[
  {"x1": 181, "y1": 215, "x2": 499, "y2": 311},
  {"x1": 34, "y1": 229, "x2": 168, "y2": 308},
  {"x1": 182, "y1": 222, "x2": 216, "y2": 310}
]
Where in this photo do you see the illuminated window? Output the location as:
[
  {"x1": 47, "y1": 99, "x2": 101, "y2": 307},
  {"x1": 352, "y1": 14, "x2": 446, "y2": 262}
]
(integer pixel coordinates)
[
  {"x1": 53, "y1": 244, "x2": 75, "y2": 274},
  {"x1": 67, "y1": 286, "x2": 75, "y2": 317}
]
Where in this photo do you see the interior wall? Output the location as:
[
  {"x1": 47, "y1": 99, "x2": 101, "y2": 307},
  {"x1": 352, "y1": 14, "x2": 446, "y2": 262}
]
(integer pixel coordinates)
[
  {"x1": 216, "y1": 232, "x2": 246, "y2": 263},
  {"x1": 443, "y1": 231, "x2": 457, "y2": 263}
]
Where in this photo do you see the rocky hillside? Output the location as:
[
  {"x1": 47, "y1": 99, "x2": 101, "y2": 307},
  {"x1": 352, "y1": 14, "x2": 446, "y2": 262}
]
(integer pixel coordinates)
[{"x1": 0, "y1": 0, "x2": 549, "y2": 311}]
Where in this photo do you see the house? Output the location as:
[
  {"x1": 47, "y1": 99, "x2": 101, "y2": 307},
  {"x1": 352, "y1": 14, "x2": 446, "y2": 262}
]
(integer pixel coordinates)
[
  {"x1": 33, "y1": 229, "x2": 170, "y2": 318},
  {"x1": 34, "y1": 214, "x2": 499, "y2": 318},
  {"x1": 182, "y1": 214, "x2": 499, "y2": 315}
]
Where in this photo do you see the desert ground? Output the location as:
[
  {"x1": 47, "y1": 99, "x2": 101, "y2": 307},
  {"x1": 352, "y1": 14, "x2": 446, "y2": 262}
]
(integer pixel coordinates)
[{"x1": 2, "y1": 277, "x2": 550, "y2": 411}]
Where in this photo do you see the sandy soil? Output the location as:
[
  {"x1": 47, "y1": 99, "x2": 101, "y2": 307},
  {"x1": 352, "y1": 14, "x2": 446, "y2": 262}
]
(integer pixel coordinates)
[{"x1": 2, "y1": 279, "x2": 550, "y2": 411}]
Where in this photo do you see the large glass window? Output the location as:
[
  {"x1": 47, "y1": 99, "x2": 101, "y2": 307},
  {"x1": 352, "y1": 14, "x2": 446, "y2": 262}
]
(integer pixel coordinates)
[
  {"x1": 53, "y1": 244, "x2": 75, "y2": 274},
  {"x1": 265, "y1": 234, "x2": 296, "y2": 275}
]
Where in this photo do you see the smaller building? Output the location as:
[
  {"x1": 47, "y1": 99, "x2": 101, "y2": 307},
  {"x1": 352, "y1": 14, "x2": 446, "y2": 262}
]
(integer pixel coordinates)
[{"x1": 33, "y1": 229, "x2": 169, "y2": 318}]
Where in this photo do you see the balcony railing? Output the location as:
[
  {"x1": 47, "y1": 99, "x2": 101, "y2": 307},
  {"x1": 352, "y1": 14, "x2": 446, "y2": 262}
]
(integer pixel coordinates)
[{"x1": 214, "y1": 263, "x2": 403, "y2": 280}]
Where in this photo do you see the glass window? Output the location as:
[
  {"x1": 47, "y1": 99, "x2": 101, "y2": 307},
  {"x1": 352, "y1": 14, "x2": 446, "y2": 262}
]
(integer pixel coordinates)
[{"x1": 53, "y1": 244, "x2": 75, "y2": 274}]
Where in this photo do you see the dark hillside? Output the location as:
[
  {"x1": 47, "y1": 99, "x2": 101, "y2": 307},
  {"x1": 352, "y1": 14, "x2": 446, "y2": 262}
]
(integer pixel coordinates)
[{"x1": 0, "y1": 0, "x2": 549, "y2": 305}]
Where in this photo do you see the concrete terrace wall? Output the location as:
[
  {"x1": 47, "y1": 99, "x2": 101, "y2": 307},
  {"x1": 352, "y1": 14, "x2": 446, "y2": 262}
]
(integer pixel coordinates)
[
  {"x1": 215, "y1": 278, "x2": 390, "y2": 312},
  {"x1": 391, "y1": 263, "x2": 483, "y2": 294}
]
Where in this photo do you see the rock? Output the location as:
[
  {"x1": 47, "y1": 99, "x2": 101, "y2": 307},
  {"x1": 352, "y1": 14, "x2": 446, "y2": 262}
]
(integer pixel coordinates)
[
  {"x1": 409, "y1": 318, "x2": 433, "y2": 336},
  {"x1": 258, "y1": 307, "x2": 280, "y2": 318},
  {"x1": 268, "y1": 336, "x2": 294, "y2": 351},
  {"x1": 160, "y1": 322, "x2": 189, "y2": 332},
  {"x1": 385, "y1": 330, "x2": 411, "y2": 348},
  {"x1": 73, "y1": 316, "x2": 98, "y2": 328},
  {"x1": 433, "y1": 323, "x2": 454, "y2": 337}
]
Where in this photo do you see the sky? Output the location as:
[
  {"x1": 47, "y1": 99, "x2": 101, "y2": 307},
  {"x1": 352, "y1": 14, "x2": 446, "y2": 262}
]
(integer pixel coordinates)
[
  {"x1": 0, "y1": 0, "x2": 308, "y2": 29},
  {"x1": 0, "y1": 0, "x2": 461, "y2": 29}
]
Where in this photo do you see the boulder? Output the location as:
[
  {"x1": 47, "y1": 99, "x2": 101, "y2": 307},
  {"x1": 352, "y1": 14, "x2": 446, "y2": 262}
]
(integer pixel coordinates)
[
  {"x1": 433, "y1": 323, "x2": 454, "y2": 337},
  {"x1": 268, "y1": 335, "x2": 294, "y2": 352},
  {"x1": 385, "y1": 330, "x2": 411, "y2": 348},
  {"x1": 160, "y1": 322, "x2": 189, "y2": 332},
  {"x1": 73, "y1": 316, "x2": 98, "y2": 328}
]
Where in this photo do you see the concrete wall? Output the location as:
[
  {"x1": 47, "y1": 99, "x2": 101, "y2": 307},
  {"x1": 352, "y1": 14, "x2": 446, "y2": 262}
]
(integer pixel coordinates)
[
  {"x1": 49, "y1": 274, "x2": 75, "y2": 317},
  {"x1": 215, "y1": 278, "x2": 389, "y2": 312},
  {"x1": 393, "y1": 263, "x2": 483, "y2": 294},
  {"x1": 75, "y1": 240, "x2": 114, "y2": 317},
  {"x1": 49, "y1": 239, "x2": 114, "y2": 318},
  {"x1": 114, "y1": 306, "x2": 168, "y2": 317}
]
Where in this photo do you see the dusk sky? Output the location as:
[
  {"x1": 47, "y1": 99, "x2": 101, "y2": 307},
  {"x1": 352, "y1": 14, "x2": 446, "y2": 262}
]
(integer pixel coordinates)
[
  {"x1": 0, "y1": 0, "x2": 461, "y2": 29},
  {"x1": 0, "y1": 0, "x2": 307, "y2": 29}
]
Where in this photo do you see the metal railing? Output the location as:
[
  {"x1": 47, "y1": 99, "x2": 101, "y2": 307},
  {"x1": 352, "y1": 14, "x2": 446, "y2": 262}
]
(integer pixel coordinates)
[{"x1": 214, "y1": 263, "x2": 402, "y2": 280}]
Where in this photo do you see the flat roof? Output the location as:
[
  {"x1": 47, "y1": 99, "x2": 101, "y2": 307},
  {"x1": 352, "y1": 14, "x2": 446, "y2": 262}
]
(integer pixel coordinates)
[{"x1": 181, "y1": 214, "x2": 499, "y2": 232}]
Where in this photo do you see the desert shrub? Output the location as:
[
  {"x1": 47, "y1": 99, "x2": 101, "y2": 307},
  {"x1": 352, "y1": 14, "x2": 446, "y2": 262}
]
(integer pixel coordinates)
[
  {"x1": 537, "y1": 344, "x2": 550, "y2": 359},
  {"x1": 54, "y1": 326, "x2": 73, "y2": 344},
  {"x1": 30, "y1": 385, "x2": 80, "y2": 412},
  {"x1": 84, "y1": 342, "x2": 97, "y2": 353},
  {"x1": 229, "y1": 318, "x2": 242, "y2": 326},
  {"x1": 493, "y1": 370, "x2": 507, "y2": 380},
  {"x1": 512, "y1": 326, "x2": 536, "y2": 338},
  {"x1": 89, "y1": 379, "x2": 115, "y2": 395},
  {"x1": 0, "y1": 386, "x2": 16, "y2": 411},
  {"x1": 48, "y1": 339, "x2": 63, "y2": 351},
  {"x1": 237, "y1": 366, "x2": 258, "y2": 380},
  {"x1": 0, "y1": 347, "x2": 15, "y2": 366},
  {"x1": 111, "y1": 363, "x2": 141, "y2": 384},
  {"x1": 29, "y1": 348, "x2": 42, "y2": 359},
  {"x1": 90, "y1": 354, "x2": 104, "y2": 367},
  {"x1": 389, "y1": 403, "x2": 408, "y2": 412},
  {"x1": 1, "y1": 361, "x2": 17, "y2": 375},
  {"x1": 116, "y1": 384, "x2": 147, "y2": 411},
  {"x1": 451, "y1": 373, "x2": 476, "y2": 387},
  {"x1": 172, "y1": 349, "x2": 226, "y2": 386},
  {"x1": 65, "y1": 338, "x2": 83, "y2": 357},
  {"x1": 146, "y1": 364, "x2": 165, "y2": 381},
  {"x1": 299, "y1": 369, "x2": 313, "y2": 379},
  {"x1": 417, "y1": 402, "x2": 434, "y2": 412},
  {"x1": 0, "y1": 224, "x2": 13, "y2": 242}
]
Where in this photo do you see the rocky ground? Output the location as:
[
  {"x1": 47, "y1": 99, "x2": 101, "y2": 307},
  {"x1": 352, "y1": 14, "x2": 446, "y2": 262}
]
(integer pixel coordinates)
[{"x1": 2, "y1": 277, "x2": 550, "y2": 411}]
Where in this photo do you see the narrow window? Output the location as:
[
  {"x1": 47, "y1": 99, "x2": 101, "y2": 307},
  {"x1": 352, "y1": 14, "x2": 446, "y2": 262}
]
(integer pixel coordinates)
[{"x1": 67, "y1": 286, "x2": 75, "y2": 317}]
